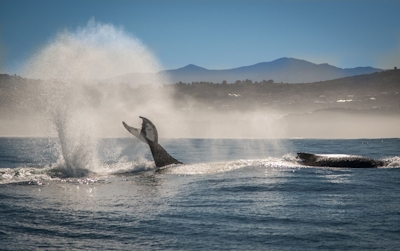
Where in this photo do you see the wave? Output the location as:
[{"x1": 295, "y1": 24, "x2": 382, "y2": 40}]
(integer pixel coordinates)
[
  {"x1": 0, "y1": 156, "x2": 297, "y2": 184},
  {"x1": 0, "y1": 157, "x2": 156, "y2": 185},
  {"x1": 383, "y1": 156, "x2": 400, "y2": 168},
  {"x1": 1, "y1": 155, "x2": 399, "y2": 185},
  {"x1": 158, "y1": 156, "x2": 302, "y2": 175}
]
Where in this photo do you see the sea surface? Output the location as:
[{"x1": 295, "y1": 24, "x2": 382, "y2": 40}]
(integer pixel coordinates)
[{"x1": 1, "y1": 137, "x2": 399, "y2": 250}]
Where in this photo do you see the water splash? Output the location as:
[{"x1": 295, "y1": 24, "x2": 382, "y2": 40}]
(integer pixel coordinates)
[
  {"x1": 158, "y1": 157, "x2": 300, "y2": 175},
  {"x1": 384, "y1": 156, "x2": 400, "y2": 168},
  {"x1": 22, "y1": 19, "x2": 169, "y2": 177},
  {"x1": 24, "y1": 18, "x2": 162, "y2": 80}
]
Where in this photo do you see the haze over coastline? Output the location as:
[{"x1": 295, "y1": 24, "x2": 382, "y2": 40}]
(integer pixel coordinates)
[
  {"x1": 113, "y1": 58, "x2": 383, "y2": 85},
  {"x1": 0, "y1": 1, "x2": 399, "y2": 139}
]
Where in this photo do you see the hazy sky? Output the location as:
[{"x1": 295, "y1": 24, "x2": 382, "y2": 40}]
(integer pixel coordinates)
[{"x1": 1, "y1": 0, "x2": 400, "y2": 74}]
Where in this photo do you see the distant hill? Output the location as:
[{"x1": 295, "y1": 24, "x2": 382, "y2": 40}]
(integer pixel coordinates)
[
  {"x1": 168, "y1": 69, "x2": 400, "y2": 113},
  {"x1": 161, "y1": 57, "x2": 382, "y2": 84}
]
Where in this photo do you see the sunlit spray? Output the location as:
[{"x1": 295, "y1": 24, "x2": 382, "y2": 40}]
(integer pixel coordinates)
[
  {"x1": 22, "y1": 19, "x2": 172, "y2": 176},
  {"x1": 19, "y1": 19, "x2": 288, "y2": 177}
]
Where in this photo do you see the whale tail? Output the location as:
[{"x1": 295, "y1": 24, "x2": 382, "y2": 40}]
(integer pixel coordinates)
[{"x1": 122, "y1": 117, "x2": 183, "y2": 168}]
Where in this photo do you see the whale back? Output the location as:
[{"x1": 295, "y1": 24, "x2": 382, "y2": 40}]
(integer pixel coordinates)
[{"x1": 297, "y1": 152, "x2": 384, "y2": 168}]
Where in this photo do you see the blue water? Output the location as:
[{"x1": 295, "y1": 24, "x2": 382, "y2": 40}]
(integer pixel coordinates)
[{"x1": 1, "y1": 137, "x2": 400, "y2": 250}]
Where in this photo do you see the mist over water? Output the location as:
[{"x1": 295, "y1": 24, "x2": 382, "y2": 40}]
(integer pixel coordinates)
[
  {"x1": 20, "y1": 20, "x2": 178, "y2": 176},
  {"x1": 20, "y1": 19, "x2": 284, "y2": 137},
  {"x1": 14, "y1": 19, "x2": 284, "y2": 177},
  {"x1": 24, "y1": 19, "x2": 161, "y2": 80}
]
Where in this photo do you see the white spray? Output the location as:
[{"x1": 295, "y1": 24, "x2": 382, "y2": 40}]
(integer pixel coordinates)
[{"x1": 22, "y1": 19, "x2": 171, "y2": 176}]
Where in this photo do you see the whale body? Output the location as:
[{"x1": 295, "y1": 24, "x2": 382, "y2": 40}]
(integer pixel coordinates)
[
  {"x1": 296, "y1": 152, "x2": 386, "y2": 168},
  {"x1": 123, "y1": 116, "x2": 183, "y2": 168},
  {"x1": 123, "y1": 117, "x2": 388, "y2": 169}
]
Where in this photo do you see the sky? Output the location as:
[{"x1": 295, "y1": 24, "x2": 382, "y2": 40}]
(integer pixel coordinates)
[{"x1": 1, "y1": 0, "x2": 400, "y2": 74}]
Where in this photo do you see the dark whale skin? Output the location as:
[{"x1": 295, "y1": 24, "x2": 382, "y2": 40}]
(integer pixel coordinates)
[
  {"x1": 123, "y1": 117, "x2": 182, "y2": 168},
  {"x1": 296, "y1": 152, "x2": 386, "y2": 168}
]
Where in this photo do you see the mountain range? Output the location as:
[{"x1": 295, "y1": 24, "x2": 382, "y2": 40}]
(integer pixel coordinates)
[{"x1": 114, "y1": 57, "x2": 383, "y2": 85}]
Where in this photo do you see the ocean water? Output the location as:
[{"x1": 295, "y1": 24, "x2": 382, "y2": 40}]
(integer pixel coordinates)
[{"x1": 1, "y1": 137, "x2": 399, "y2": 250}]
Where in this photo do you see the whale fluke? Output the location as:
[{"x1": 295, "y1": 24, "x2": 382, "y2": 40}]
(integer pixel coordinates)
[
  {"x1": 297, "y1": 152, "x2": 386, "y2": 168},
  {"x1": 123, "y1": 117, "x2": 183, "y2": 168}
]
